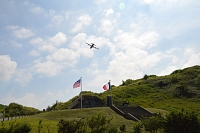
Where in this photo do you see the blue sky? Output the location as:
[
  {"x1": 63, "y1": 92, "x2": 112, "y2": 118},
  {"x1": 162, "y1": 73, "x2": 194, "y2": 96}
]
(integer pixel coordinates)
[{"x1": 0, "y1": 0, "x2": 200, "y2": 110}]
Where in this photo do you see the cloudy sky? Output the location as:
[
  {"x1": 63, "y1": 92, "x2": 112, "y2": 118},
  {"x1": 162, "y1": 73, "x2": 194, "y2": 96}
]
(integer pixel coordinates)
[{"x1": 0, "y1": 0, "x2": 200, "y2": 110}]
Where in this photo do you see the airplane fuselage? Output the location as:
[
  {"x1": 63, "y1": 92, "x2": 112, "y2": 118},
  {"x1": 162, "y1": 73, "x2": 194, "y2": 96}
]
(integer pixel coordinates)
[{"x1": 90, "y1": 44, "x2": 95, "y2": 49}]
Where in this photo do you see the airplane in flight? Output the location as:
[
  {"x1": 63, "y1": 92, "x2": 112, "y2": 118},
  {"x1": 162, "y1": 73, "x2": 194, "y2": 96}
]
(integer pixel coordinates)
[{"x1": 85, "y1": 42, "x2": 99, "y2": 50}]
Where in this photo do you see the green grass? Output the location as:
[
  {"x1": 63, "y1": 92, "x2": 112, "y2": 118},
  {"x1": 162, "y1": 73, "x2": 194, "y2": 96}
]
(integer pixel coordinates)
[{"x1": 2, "y1": 107, "x2": 137, "y2": 133}]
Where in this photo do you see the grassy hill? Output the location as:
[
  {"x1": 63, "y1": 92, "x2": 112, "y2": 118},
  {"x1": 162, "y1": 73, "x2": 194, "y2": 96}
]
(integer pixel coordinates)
[
  {"x1": 2, "y1": 107, "x2": 168, "y2": 133},
  {"x1": 54, "y1": 65, "x2": 200, "y2": 114},
  {"x1": 2, "y1": 65, "x2": 200, "y2": 132}
]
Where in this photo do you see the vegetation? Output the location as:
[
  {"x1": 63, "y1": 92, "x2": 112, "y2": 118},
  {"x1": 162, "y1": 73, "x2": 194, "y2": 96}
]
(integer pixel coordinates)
[
  {"x1": 1, "y1": 107, "x2": 136, "y2": 132},
  {"x1": 51, "y1": 65, "x2": 200, "y2": 115},
  {"x1": 1, "y1": 65, "x2": 200, "y2": 132},
  {"x1": 0, "y1": 120, "x2": 31, "y2": 133},
  {"x1": 1, "y1": 103, "x2": 40, "y2": 120},
  {"x1": 1, "y1": 110, "x2": 199, "y2": 133}
]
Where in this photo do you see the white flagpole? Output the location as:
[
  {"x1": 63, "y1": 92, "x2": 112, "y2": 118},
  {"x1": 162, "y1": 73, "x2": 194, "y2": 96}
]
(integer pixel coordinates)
[{"x1": 81, "y1": 77, "x2": 82, "y2": 109}]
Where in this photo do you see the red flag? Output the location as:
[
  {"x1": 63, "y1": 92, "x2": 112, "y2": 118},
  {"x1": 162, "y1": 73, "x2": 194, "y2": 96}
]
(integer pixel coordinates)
[
  {"x1": 73, "y1": 79, "x2": 81, "y2": 88},
  {"x1": 103, "y1": 82, "x2": 110, "y2": 90}
]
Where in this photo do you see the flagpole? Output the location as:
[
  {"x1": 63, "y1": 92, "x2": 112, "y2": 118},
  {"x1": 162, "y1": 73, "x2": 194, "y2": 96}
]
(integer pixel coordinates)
[
  {"x1": 109, "y1": 80, "x2": 113, "y2": 106},
  {"x1": 81, "y1": 77, "x2": 82, "y2": 109},
  {"x1": 109, "y1": 80, "x2": 112, "y2": 97}
]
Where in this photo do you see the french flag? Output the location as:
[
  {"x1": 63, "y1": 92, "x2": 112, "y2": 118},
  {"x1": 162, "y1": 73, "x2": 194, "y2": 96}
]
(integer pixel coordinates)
[{"x1": 103, "y1": 82, "x2": 110, "y2": 90}]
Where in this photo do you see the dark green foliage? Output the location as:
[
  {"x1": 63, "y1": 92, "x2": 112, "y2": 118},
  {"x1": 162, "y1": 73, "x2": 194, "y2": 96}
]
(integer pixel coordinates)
[
  {"x1": 121, "y1": 79, "x2": 133, "y2": 86},
  {"x1": 0, "y1": 121, "x2": 31, "y2": 133},
  {"x1": 107, "y1": 126, "x2": 118, "y2": 133},
  {"x1": 133, "y1": 123, "x2": 142, "y2": 133},
  {"x1": 195, "y1": 76, "x2": 200, "y2": 90},
  {"x1": 4, "y1": 103, "x2": 39, "y2": 119},
  {"x1": 0, "y1": 104, "x2": 6, "y2": 113},
  {"x1": 57, "y1": 113, "x2": 117, "y2": 133},
  {"x1": 164, "y1": 111, "x2": 200, "y2": 133},
  {"x1": 38, "y1": 119, "x2": 42, "y2": 133},
  {"x1": 141, "y1": 114, "x2": 165, "y2": 133},
  {"x1": 143, "y1": 74, "x2": 148, "y2": 80},
  {"x1": 173, "y1": 84, "x2": 188, "y2": 97},
  {"x1": 171, "y1": 69, "x2": 183, "y2": 75},
  {"x1": 170, "y1": 75, "x2": 179, "y2": 84},
  {"x1": 88, "y1": 113, "x2": 112, "y2": 133},
  {"x1": 58, "y1": 119, "x2": 79, "y2": 133},
  {"x1": 119, "y1": 124, "x2": 126, "y2": 132}
]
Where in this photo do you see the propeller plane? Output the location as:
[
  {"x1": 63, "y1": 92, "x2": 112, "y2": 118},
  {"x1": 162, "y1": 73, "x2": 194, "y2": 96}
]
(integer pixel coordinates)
[{"x1": 85, "y1": 42, "x2": 99, "y2": 50}]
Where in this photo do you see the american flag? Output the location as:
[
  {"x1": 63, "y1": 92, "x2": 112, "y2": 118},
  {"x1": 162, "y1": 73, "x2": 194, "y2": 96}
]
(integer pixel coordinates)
[{"x1": 73, "y1": 79, "x2": 81, "y2": 88}]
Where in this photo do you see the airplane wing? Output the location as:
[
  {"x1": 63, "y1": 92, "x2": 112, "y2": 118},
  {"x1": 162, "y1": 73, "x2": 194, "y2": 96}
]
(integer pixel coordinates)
[
  {"x1": 85, "y1": 42, "x2": 92, "y2": 46},
  {"x1": 93, "y1": 46, "x2": 99, "y2": 49}
]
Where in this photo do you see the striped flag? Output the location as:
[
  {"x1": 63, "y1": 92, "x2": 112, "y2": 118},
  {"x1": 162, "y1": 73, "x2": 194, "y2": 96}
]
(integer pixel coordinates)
[{"x1": 73, "y1": 79, "x2": 81, "y2": 88}]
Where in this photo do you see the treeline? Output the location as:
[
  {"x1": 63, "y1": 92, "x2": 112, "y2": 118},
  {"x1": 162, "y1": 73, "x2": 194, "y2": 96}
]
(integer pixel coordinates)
[
  {"x1": 1, "y1": 103, "x2": 39, "y2": 120},
  {"x1": 1, "y1": 110, "x2": 200, "y2": 133}
]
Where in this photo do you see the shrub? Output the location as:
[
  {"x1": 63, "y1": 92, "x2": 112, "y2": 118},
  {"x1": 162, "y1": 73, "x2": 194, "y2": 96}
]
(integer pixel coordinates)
[
  {"x1": 0, "y1": 121, "x2": 31, "y2": 133},
  {"x1": 164, "y1": 111, "x2": 200, "y2": 133}
]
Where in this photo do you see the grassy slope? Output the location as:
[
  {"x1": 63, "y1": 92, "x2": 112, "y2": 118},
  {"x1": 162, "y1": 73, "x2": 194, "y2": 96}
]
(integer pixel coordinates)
[
  {"x1": 2, "y1": 107, "x2": 140, "y2": 132},
  {"x1": 55, "y1": 65, "x2": 200, "y2": 114},
  {"x1": 2, "y1": 65, "x2": 200, "y2": 132}
]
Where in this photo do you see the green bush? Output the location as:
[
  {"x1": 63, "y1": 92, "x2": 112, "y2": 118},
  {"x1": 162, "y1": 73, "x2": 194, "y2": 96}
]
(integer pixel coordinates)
[
  {"x1": 0, "y1": 121, "x2": 31, "y2": 133},
  {"x1": 57, "y1": 113, "x2": 118, "y2": 133},
  {"x1": 164, "y1": 111, "x2": 200, "y2": 133}
]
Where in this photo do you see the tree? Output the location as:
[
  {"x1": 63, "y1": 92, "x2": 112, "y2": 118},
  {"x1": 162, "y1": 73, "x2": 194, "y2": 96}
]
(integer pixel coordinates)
[
  {"x1": 141, "y1": 113, "x2": 165, "y2": 133},
  {"x1": 174, "y1": 82, "x2": 188, "y2": 97},
  {"x1": 143, "y1": 74, "x2": 148, "y2": 80},
  {"x1": 87, "y1": 113, "x2": 112, "y2": 133},
  {"x1": 133, "y1": 123, "x2": 142, "y2": 133},
  {"x1": 164, "y1": 111, "x2": 200, "y2": 133}
]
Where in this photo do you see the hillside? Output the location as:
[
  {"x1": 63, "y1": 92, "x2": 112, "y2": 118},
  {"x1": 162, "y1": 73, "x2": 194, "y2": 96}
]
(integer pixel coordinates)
[
  {"x1": 2, "y1": 107, "x2": 167, "y2": 133},
  {"x1": 54, "y1": 65, "x2": 200, "y2": 114}
]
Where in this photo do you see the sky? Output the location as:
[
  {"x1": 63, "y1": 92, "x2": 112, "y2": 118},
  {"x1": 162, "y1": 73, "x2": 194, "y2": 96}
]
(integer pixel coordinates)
[{"x1": 0, "y1": 0, "x2": 200, "y2": 110}]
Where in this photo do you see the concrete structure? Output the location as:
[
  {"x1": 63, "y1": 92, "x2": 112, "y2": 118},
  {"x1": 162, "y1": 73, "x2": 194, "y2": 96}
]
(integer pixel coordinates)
[
  {"x1": 68, "y1": 95, "x2": 105, "y2": 109},
  {"x1": 68, "y1": 95, "x2": 155, "y2": 121}
]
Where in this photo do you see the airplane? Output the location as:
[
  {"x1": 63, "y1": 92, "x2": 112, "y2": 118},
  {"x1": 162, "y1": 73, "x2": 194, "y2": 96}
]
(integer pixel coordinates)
[{"x1": 85, "y1": 42, "x2": 99, "y2": 50}]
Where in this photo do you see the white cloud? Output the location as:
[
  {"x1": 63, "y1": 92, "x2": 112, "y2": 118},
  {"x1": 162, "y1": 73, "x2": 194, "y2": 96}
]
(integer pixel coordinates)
[
  {"x1": 1, "y1": 93, "x2": 40, "y2": 108},
  {"x1": 98, "y1": 19, "x2": 113, "y2": 36},
  {"x1": 30, "y1": 6, "x2": 44, "y2": 14},
  {"x1": 30, "y1": 37, "x2": 44, "y2": 46},
  {"x1": 12, "y1": 41, "x2": 23, "y2": 47},
  {"x1": 70, "y1": 33, "x2": 94, "y2": 58},
  {"x1": 106, "y1": 8, "x2": 114, "y2": 16},
  {"x1": 1, "y1": 89, "x2": 71, "y2": 110},
  {"x1": 158, "y1": 48, "x2": 200, "y2": 75},
  {"x1": 71, "y1": 14, "x2": 92, "y2": 33},
  {"x1": 46, "y1": 48, "x2": 78, "y2": 62},
  {"x1": 7, "y1": 26, "x2": 34, "y2": 39},
  {"x1": 114, "y1": 30, "x2": 160, "y2": 50},
  {"x1": 95, "y1": 0, "x2": 108, "y2": 5},
  {"x1": 49, "y1": 32, "x2": 67, "y2": 46},
  {"x1": 28, "y1": 50, "x2": 40, "y2": 56},
  {"x1": 159, "y1": 65, "x2": 179, "y2": 76},
  {"x1": 34, "y1": 61, "x2": 63, "y2": 77},
  {"x1": 30, "y1": 32, "x2": 67, "y2": 53},
  {"x1": 15, "y1": 69, "x2": 32, "y2": 86},
  {"x1": 143, "y1": 0, "x2": 156, "y2": 4},
  {"x1": 0, "y1": 55, "x2": 17, "y2": 81},
  {"x1": 183, "y1": 48, "x2": 200, "y2": 68},
  {"x1": 38, "y1": 44, "x2": 57, "y2": 53}
]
